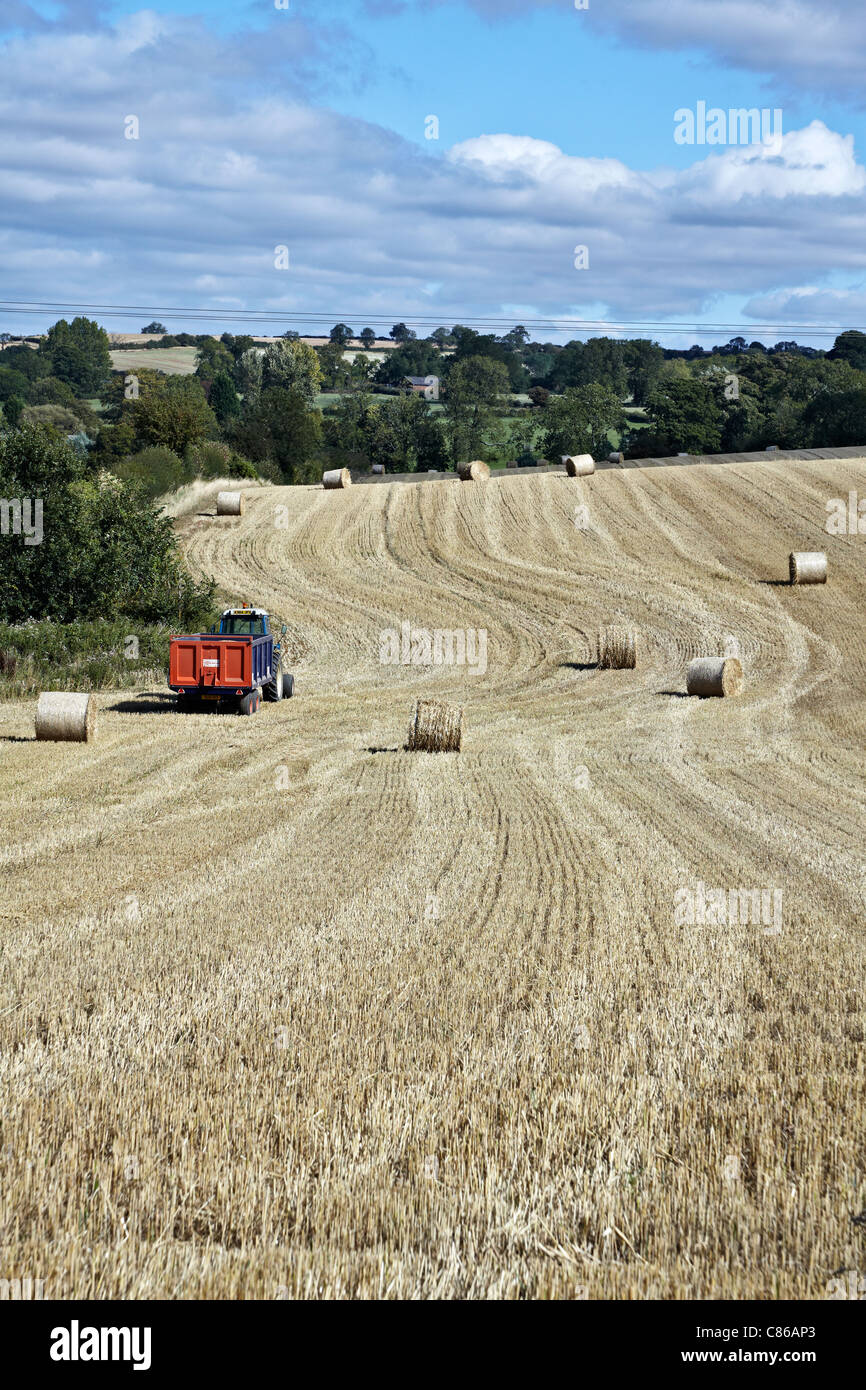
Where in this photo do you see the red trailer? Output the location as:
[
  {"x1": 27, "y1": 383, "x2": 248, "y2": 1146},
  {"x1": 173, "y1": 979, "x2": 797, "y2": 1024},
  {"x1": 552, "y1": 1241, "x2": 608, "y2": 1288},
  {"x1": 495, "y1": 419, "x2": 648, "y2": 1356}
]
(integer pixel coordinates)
[{"x1": 168, "y1": 605, "x2": 293, "y2": 715}]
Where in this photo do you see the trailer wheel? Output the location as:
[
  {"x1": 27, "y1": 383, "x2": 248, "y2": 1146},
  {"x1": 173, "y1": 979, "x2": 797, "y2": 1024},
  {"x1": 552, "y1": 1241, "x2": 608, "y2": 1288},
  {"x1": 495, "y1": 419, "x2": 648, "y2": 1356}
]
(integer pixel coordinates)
[
  {"x1": 264, "y1": 668, "x2": 283, "y2": 701},
  {"x1": 238, "y1": 691, "x2": 258, "y2": 716},
  {"x1": 283, "y1": 673, "x2": 294, "y2": 699}
]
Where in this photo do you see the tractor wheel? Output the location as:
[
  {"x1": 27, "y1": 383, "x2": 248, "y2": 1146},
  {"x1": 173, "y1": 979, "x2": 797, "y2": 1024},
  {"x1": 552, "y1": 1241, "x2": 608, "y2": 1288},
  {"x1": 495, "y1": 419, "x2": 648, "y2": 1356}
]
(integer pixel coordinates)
[
  {"x1": 264, "y1": 668, "x2": 283, "y2": 701},
  {"x1": 283, "y1": 673, "x2": 294, "y2": 699}
]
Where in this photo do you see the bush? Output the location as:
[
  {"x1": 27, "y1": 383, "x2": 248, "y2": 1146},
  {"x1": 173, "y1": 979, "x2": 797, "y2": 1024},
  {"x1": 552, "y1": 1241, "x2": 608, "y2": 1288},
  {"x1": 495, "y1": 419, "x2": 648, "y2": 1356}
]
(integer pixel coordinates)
[
  {"x1": 113, "y1": 446, "x2": 189, "y2": 499},
  {"x1": 0, "y1": 619, "x2": 214, "y2": 696}
]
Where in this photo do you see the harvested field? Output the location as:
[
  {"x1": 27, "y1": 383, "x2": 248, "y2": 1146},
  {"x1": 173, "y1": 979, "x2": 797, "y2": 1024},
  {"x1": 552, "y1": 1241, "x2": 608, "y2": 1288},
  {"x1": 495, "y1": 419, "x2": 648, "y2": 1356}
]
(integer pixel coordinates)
[
  {"x1": 108, "y1": 347, "x2": 198, "y2": 376},
  {"x1": 0, "y1": 457, "x2": 864, "y2": 1300}
]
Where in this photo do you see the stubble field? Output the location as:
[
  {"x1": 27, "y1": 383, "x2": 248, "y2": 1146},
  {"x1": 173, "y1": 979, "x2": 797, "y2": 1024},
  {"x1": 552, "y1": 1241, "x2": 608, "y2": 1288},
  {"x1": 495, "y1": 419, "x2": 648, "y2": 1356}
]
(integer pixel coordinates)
[{"x1": 1, "y1": 458, "x2": 864, "y2": 1299}]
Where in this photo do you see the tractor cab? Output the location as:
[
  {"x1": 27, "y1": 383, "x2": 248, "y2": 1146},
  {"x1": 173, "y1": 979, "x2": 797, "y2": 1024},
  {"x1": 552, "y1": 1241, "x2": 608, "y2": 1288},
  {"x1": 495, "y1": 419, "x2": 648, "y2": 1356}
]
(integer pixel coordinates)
[{"x1": 214, "y1": 605, "x2": 270, "y2": 637}]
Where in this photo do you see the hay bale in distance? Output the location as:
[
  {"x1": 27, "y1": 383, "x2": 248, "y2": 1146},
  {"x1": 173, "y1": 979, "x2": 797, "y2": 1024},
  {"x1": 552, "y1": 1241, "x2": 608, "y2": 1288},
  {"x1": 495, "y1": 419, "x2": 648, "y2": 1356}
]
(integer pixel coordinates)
[
  {"x1": 686, "y1": 657, "x2": 744, "y2": 698},
  {"x1": 322, "y1": 468, "x2": 352, "y2": 489},
  {"x1": 216, "y1": 490, "x2": 244, "y2": 516},
  {"x1": 406, "y1": 699, "x2": 463, "y2": 752},
  {"x1": 457, "y1": 460, "x2": 490, "y2": 483},
  {"x1": 35, "y1": 692, "x2": 97, "y2": 742},
  {"x1": 563, "y1": 454, "x2": 595, "y2": 477},
  {"x1": 609, "y1": 451, "x2": 624, "y2": 464},
  {"x1": 371, "y1": 463, "x2": 385, "y2": 475},
  {"x1": 789, "y1": 551, "x2": 827, "y2": 585},
  {"x1": 598, "y1": 626, "x2": 638, "y2": 670}
]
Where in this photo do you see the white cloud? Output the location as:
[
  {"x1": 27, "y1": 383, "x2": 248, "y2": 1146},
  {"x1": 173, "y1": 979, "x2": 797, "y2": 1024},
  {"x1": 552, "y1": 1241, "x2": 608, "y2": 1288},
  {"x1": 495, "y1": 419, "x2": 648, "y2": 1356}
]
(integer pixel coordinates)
[
  {"x1": 1, "y1": 13, "x2": 865, "y2": 341},
  {"x1": 395, "y1": 0, "x2": 866, "y2": 100}
]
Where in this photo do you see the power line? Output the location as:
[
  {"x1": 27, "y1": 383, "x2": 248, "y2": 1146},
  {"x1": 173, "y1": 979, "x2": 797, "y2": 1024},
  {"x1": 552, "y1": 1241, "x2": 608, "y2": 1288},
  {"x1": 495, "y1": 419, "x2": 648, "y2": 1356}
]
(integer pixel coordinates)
[{"x1": 0, "y1": 300, "x2": 857, "y2": 339}]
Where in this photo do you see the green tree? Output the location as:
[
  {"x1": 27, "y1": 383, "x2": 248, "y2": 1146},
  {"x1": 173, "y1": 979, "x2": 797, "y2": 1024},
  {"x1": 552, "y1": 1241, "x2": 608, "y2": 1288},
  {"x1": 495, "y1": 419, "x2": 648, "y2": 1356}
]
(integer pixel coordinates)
[
  {"x1": 644, "y1": 377, "x2": 723, "y2": 454},
  {"x1": 142, "y1": 321, "x2": 167, "y2": 334},
  {"x1": 802, "y1": 388, "x2": 866, "y2": 446},
  {"x1": 230, "y1": 386, "x2": 322, "y2": 483},
  {"x1": 194, "y1": 336, "x2": 234, "y2": 385},
  {"x1": 3, "y1": 395, "x2": 24, "y2": 429},
  {"x1": 209, "y1": 370, "x2": 241, "y2": 424},
  {"x1": 622, "y1": 339, "x2": 665, "y2": 404},
  {"x1": 828, "y1": 330, "x2": 866, "y2": 371},
  {"x1": 0, "y1": 424, "x2": 214, "y2": 625},
  {"x1": 261, "y1": 339, "x2": 323, "y2": 403},
  {"x1": 443, "y1": 355, "x2": 509, "y2": 461},
  {"x1": 359, "y1": 328, "x2": 376, "y2": 350},
  {"x1": 540, "y1": 384, "x2": 624, "y2": 461},
  {"x1": 41, "y1": 317, "x2": 112, "y2": 395},
  {"x1": 330, "y1": 323, "x2": 354, "y2": 346},
  {"x1": 130, "y1": 375, "x2": 217, "y2": 455},
  {"x1": 235, "y1": 347, "x2": 263, "y2": 402}
]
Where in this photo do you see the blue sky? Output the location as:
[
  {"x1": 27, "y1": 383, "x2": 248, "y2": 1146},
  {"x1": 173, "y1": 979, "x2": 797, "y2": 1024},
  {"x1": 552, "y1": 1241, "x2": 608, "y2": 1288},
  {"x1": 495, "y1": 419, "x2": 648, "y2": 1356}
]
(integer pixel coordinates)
[{"x1": 2, "y1": 0, "x2": 866, "y2": 344}]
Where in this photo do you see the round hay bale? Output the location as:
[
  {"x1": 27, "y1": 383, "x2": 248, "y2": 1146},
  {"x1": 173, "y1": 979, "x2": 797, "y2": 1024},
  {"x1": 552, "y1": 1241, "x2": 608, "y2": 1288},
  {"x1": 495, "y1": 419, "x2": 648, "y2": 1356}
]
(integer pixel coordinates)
[
  {"x1": 563, "y1": 454, "x2": 595, "y2": 477},
  {"x1": 323, "y1": 467, "x2": 352, "y2": 489},
  {"x1": 457, "y1": 460, "x2": 490, "y2": 483},
  {"x1": 598, "y1": 626, "x2": 638, "y2": 670},
  {"x1": 371, "y1": 463, "x2": 385, "y2": 475},
  {"x1": 406, "y1": 699, "x2": 463, "y2": 752},
  {"x1": 609, "y1": 451, "x2": 624, "y2": 464},
  {"x1": 216, "y1": 490, "x2": 244, "y2": 516},
  {"x1": 686, "y1": 657, "x2": 744, "y2": 698},
  {"x1": 789, "y1": 551, "x2": 827, "y2": 584},
  {"x1": 35, "y1": 692, "x2": 97, "y2": 742}
]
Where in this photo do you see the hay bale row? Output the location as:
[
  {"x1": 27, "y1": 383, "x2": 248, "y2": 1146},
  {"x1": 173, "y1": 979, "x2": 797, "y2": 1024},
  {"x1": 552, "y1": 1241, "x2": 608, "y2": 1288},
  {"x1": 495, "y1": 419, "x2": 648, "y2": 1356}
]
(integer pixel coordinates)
[
  {"x1": 406, "y1": 699, "x2": 463, "y2": 752},
  {"x1": 598, "y1": 626, "x2": 638, "y2": 669},
  {"x1": 563, "y1": 454, "x2": 595, "y2": 477},
  {"x1": 35, "y1": 692, "x2": 97, "y2": 742},
  {"x1": 216, "y1": 490, "x2": 244, "y2": 516},
  {"x1": 457, "y1": 459, "x2": 490, "y2": 483},
  {"x1": 686, "y1": 657, "x2": 744, "y2": 698},
  {"x1": 323, "y1": 468, "x2": 352, "y2": 489},
  {"x1": 789, "y1": 551, "x2": 827, "y2": 584}
]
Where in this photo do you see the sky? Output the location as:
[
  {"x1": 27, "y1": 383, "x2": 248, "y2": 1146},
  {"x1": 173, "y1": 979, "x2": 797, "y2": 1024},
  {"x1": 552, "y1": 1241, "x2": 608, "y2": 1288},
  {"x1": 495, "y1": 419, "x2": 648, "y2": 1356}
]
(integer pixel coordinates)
[{"x1": 2, "y1": 0, "x2": 866, "y2": 345}]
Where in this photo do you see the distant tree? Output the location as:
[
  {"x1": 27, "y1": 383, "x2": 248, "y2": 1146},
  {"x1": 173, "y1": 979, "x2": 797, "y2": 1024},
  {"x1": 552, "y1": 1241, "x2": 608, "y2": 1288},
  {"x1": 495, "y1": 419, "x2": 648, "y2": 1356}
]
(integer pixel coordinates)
[
  {"x1": 527, "y1": 386, "x2": 550, "y2": 408},
  {"x1": 359, "y1": 327, "x2": 376, "y2": 350},
  {"x1": 141, "y1": 321, "x2": 167, "y2": 334},
  {"x1": 281, "y1": 330, "x2": 301, "y2": 340},
  {"x1": 261, "y1": 339, "x2": 323, "y2": 403},
  {"x1": 0, "y1": 368, "x2": 31, "y2": 402},
  {"x1": 828, "y1": 330, "x2": 866, "y2": 371},
  {"x1": 230, "y1": 386, "x2": 322, "y2": 483},
  {"x1": 2, "y1": 395, "x2": 24, "y2": 429},
  {"x1": 501, "y1": 325, "x2": 530, "y2": 350},
  {"x1": 235, "y1": 347, "x2": 263, "y2": 401},
  {"x1": 316, "y1": 343, "x2": 352, "y2": 392},
  {"x1": 430, "y1": 327, "x2": 452, "y2": 346},
  {"x1": 443, "y1": 355, "x2": 509, "y2": 460},
  {"x1": 622, "y1": 339, "x2": 665, "y2": 405},
  {"x1": 540, "y1": 384, "x2": 624, "y2": 461},
  {"x1": 194, "y1": 336, "x2": 234, "y2": 386},
  {"x1": 209, "y1": 371, "x2": 241, "y2": 424},
  {"x1": 330, "y1": 323, "x2": 354, "y2": 346},
  {"x1": 644, "y1": 377, "x2": 723, "y2": 454},
  {"x1": 41, "y1": 317, "x2": 112, "y2": 395},
  {"x1": 390, "y1": 322, "x2": 416, "y2": 343},
  {"x1": 802, "y1": 388, "x2": 866, "y2": 446},
  {"x1": 130, "y1": 375, "x2": 217, "y2": 455},
  {"x1": 373, "y1": 339, "x2": 441, "y2": 386}
]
